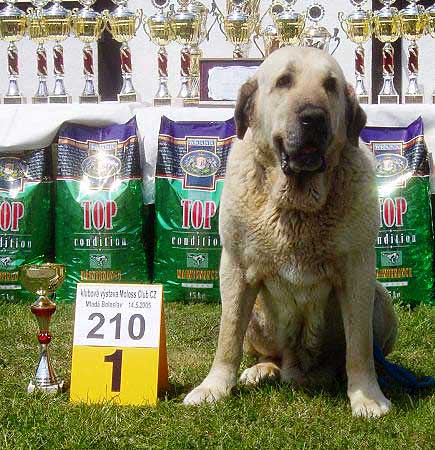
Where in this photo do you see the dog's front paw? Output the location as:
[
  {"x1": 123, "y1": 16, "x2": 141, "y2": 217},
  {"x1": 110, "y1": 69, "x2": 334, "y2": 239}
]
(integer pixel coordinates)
[
  {"x1": 240, "y1": 362, "x2": 280, "y2": 385},
  {"x1": 349, "y1": 390, "x2": 392, "y2": 418},
  {"x1": 183, "y1": 381, "x2": 232, "y2": 405}
]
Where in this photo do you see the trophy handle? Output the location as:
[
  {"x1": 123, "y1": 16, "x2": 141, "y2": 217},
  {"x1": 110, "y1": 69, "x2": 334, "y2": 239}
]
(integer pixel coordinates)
[
  {"x1": 330, "y1": 28, "x2": 340, "y2": 55},
  {"x1": 101, "y1": 10, "x2": 110, "y2": 32},
  {"x1": 135, "y1": 9, "x2": 143, "y2": 33},
  {"x1": 143, "y1": 15, "x2": 151, "y2": 40},
  {"x1": 337, "y1": 11, "x2": 348, "y2": 36},
  {"x1": 210, "y1": 0, "x2": 226, "y2": 37},
  {"x1": 253, "y1": 31, "x2": 265, "y2": 58}
]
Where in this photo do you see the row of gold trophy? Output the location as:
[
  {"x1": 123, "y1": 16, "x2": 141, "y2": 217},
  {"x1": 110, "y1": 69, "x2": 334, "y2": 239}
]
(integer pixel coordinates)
[
  {"x1": 340, "y1": 0, "x2": 435, "y2": 104},
  {"x1": 0, "y1": 0, "x2": 435, "y2": 105}
]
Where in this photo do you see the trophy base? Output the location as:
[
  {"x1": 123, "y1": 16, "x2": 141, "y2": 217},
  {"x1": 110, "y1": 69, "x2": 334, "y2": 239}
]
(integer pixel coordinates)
[
  {"x1": 118, "y1": 92, "x2": 137, "y2": 103},
  {"x1": 154, "y1": 97, "x2": 171, "y2": 106},
  {"x1": 79, "y1": 94, "x2": 100, "y2": 104},
  {"x1": 378, "y1": 94, "x2": 399, "y2": 105},
  {"x1": 49, "y1": 95, "x2": 72, "y2": 104},
  {"x1": 32, "y1": 96, "x2": 49, "y2": 104},
  {"x1": 357, "y1": 95, "x2": 369, "y2": 105},
  {"x1": 198, "y1": 100, "x2": 236, "y2": 108},
  {"x1": 173, "y1": 97, "x2": 199, "y2": 107},
  {"x1": 404, "y1": 94, "x2": 424, "y2": 104},
  {"x1": 3, "y1": 95, "x2": 26, "y2": 105},
  {"x1": 27, "y1": 378, "x2": 64, "y2": 394}
]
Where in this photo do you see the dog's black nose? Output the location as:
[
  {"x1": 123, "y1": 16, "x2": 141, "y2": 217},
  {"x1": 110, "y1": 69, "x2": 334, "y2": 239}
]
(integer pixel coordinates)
[{"x1": 299, "y1": 107, "x2": 327, "y2": 130}]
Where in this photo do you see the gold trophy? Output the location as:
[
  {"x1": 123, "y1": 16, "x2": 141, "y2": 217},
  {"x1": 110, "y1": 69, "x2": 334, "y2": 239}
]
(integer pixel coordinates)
[
  {"x1": 273, "y1": 0, "x2": 305, "y2": 47},
  {"x1": 0, "y1": 0, "x2": 27, "y2": 104},
  {"x1": 338, "y1": 0, "x2": 372, "y2": 104},
  {"x1": 186, "y1": 0, "x2": 212, "y2": 100},
  {"x1": 20, "y1": 263, "x2": 65, "y2": 394},
  {"x1": 144, "y1": 0, "x2": 174, "y2": 106},
  {"x1": 399, "y1": 0, "x2": 427, "y2": 103},
  {"x1": 105, "y1": 0, "x2": 142, "y2": 102},
  {"x1": 170, "y1": 0, "x2": 201, "y2": 100},
  {"x1": 28, "y1": 0, "x2": 50, "y2": 104},
  {"x1": 373, "y1": 0, "x2": 401, "y2": 104},
  {"x1": 300, "y1": 3, "x2": 340, "y2": 53},
  {"x1": 44, "y1": 0, "x2": 72, "y2": 103},
  {"x1": 427, "y1": 3, "x2": 435, "y2": 103},
  {"x1": 72, "y1": 0, "x2": 105, "y2": 103},
  {"x1": 253, "y1": 1, "x2": 286, "y2": 57}
]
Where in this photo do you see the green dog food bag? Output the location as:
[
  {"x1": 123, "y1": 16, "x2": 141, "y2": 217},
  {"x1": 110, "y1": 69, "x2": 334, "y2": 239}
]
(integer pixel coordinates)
[
  {"x1": 361, "y1": 117, "x2": 434, "y2": 306},
  {"x1": 0, "y1": 147, "x2": 52, "y2": 301},
  {"x1": 55, "y1": 117, "x2": 148, "y2": 302},
  {"x1": 154, "y1": 116, "x2": 236, "y2": 302}
]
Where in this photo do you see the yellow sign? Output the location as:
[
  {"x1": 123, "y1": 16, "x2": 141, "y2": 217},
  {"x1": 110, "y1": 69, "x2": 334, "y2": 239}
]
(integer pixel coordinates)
[{"x1": 69, "y1": 283, "x2": 168, "y2": 406}]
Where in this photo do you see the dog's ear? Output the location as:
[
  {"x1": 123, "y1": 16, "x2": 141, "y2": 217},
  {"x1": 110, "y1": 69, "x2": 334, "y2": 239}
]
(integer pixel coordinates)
[
  {"x1": 234, "y1": 77, "x2": 258, "y2": 140},
  {"x1": 345, "y1": 83, "x2": 366, "y2": 148}
]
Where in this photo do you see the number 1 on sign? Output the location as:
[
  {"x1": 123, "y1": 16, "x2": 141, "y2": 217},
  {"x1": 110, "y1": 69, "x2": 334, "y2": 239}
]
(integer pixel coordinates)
[{"x1": 104, "y1": 349, "x2": 123, "y2": 392}]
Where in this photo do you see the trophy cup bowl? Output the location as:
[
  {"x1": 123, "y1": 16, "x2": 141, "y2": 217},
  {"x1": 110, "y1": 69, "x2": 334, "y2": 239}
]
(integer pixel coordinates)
[
  {"x1": 19, "y1": 263, "x2": 65, "y2": 394},
  {"x1": 28, "y1": 6, "x2": 49, "y2": 44},
  {"x1": 146, "y1": 11, "x2": 173, "y2": 46},
  {"x1": 274, "y1": 8, "x2": 305, "y2": 46},
  {"x1": 373, "y1": 6, "x2": 401, "y2": 43},
  {"x1": 106, "y1": 3, "x2": 140, "y2": 43},
  {"x1": 224, "y1": 9, "x2": 252, "y2": 46},
  {"x1": 339, "y1": 7, "x2": 372, "y2": 45},
  {"x1": 44, "y1": 1, "x2": 71, "y2": 42},
  {"x1": 400, "y1": 1, "x2": 426, "y2": 42},
  {"x1": 170, "y1": 9, "x2": 201, "y2": 45},
  {"x1": 0, "y1": 2, "x2": 27, "y2": 42},
  {"x1": 72, "y1": 6, "x2": 105, "y2": 44}
]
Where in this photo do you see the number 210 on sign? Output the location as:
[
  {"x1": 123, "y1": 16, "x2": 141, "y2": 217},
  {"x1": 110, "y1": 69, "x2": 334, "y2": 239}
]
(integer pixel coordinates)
[{"x1": 70, "y1": 283, "x2": 168, "y2": 406}]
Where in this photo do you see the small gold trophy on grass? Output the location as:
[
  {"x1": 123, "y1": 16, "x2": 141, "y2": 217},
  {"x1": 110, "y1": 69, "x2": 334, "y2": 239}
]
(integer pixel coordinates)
[
  {"x1": 427, "y1": 3, "x2": 435, "y2": 103},
  {"x1": 20, "y1": 263, "x2": 65, "y2": 394},
  {"x1": 28, "y1": 0, "x2": 50, "y2": 104},
  {"x1": 373, "y1": 0, "x2": 401, "y2": 104},
  {"x1": 44, "y1": 0, "x2": 72, "y2": 103},
  {"x1": 0, "y1": 0, "x2": 27, "y2": 104},
  {"x1": 72, "y1": 0, "x2": 105, "y2": 103},
  {"x1": 105, "y1": 0, "x2": 142, "y2": 102},
  {"x1": 399, "y1": 0, "x2": 427, "y2": 104},
  {"x1": 339, "y1": 0, "x2": 373, "y2": 104},
  {"x1": 144, "y1": 0, "x2": 174, "y2": 106}
]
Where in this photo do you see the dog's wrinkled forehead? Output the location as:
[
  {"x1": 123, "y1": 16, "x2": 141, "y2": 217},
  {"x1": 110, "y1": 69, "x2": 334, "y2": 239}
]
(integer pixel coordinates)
[{"x1": 256, "y1": 47, "x2": 346, "y2": 91}]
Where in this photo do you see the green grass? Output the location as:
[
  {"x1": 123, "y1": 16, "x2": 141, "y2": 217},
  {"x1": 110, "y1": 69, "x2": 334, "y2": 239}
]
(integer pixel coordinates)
[{"x1": 0, "y1": 302, "x2": 434, "y2": 450}]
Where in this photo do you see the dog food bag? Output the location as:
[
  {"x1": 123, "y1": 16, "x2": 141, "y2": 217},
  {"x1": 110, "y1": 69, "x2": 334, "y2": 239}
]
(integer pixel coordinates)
[
  {"x1": 0, "y1": 148, "x2": 52, "y2": 301},
  {"x1": 56, "y1": 118, "x2": 148, "y2": 302},
  {"x1": 361, "y1": 117, "x2": 434, "y2": 306},
  {"x1": 154, "y1": 116, "x2": 236, "y2": 302}
]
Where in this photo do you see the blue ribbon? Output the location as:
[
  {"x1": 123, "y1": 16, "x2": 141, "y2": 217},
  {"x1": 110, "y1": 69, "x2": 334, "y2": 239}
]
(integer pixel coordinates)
[{"x1": 373, "y1": 342, "x2": 435, "y2": 392}]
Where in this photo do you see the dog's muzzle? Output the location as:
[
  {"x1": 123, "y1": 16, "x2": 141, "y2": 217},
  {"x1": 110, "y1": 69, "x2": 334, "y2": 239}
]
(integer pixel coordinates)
[{"x1": 276, "y1": 106, "x2": 331, "y2": 176}]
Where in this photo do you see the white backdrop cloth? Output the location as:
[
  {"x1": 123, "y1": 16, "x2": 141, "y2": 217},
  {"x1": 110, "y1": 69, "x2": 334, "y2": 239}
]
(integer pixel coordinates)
[{"x1": 0, "y1": 103, "x2": 434, "y2": 202}]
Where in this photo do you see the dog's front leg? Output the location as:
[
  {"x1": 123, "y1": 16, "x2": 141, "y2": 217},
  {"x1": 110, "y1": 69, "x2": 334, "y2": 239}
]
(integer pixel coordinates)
[
  {"x1": 339, "y1": 250, "x2": 391, "y2": 418},
  {"x1": 184, "y1": 249, "x2": 258, "y2": 405}
]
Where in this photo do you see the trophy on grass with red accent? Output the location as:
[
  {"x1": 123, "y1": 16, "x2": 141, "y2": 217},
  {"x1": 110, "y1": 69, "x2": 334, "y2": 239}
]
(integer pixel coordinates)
[
  {"x1": 72, "y1": 0, "x2": 105, "y2": 103},
  {"x1": 338, "y1": 0, "x2": 372, "y2": 104},
  {"x1": 0, "y1": 0, "x2": 27, "y2": 104},
  {"x1": 105, "y1": 0, "x2": 142, "y2": 103},
  {"x1": 20, "y1": 264, "x2": 65, "y2": 394},
  {"x1": 373, "y1": 0, "x2": 401, "y2": 104},
  {"x1": 144, "y1": 0, "x2": 174, "y2": 106},
  {"x1": 399, "y1": 0, "x2": 427, "y2": 104}
]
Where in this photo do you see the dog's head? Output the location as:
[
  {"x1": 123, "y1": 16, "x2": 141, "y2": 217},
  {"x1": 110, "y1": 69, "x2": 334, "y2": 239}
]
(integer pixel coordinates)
[{"x1": 235, "y1": 47, "x2": 366, "y2": 211}]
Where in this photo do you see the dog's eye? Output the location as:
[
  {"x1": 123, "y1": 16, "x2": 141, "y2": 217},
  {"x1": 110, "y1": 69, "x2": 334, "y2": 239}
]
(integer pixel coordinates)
[
  {"x1": 276, "y1": 74, "x2": 292, "y2": 89},
  {"x1": 324, "y1": 77, "x2": 337, "y2": 93}
]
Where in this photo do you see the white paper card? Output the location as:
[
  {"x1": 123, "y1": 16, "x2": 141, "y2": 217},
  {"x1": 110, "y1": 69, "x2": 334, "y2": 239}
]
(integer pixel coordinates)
[
  {"x1": 73, "y1": 283, "x2": 163, "y2": 348},
  {"x1": 207, "y1": 66, "x2": 259, "y2": 101}
]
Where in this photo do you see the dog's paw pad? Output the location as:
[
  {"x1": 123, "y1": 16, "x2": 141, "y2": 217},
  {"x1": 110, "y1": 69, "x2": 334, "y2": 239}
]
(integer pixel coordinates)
[
  {"x1": 183, "y1": 384, "x2": 230, "y2": 405},
  {"x1": 239, "y1": 363, "x2": 280, "y2": 386},
  {"x1": 351, "y1": 396, "x2": 392, "y2": 418}
]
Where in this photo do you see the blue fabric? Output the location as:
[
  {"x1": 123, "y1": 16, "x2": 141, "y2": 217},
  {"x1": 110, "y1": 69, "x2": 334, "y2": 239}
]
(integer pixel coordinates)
[{"x1": 373, "y1": 342, "x2": 435, "y2": 392}]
